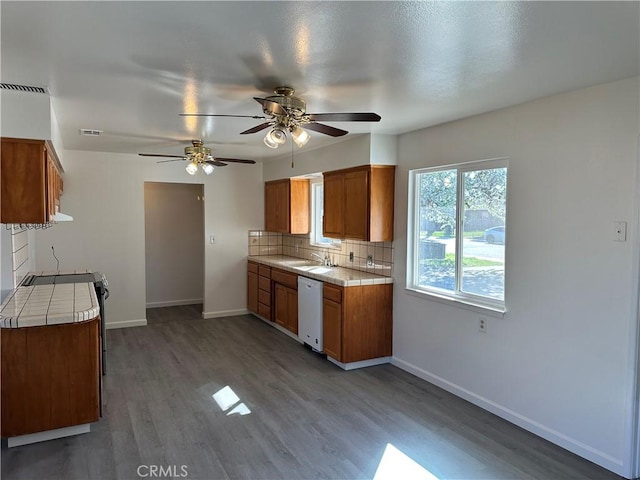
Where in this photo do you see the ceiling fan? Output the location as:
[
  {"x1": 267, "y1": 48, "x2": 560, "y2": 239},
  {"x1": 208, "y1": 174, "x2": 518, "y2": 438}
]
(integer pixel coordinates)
[
  {"x1": 138, "y1": 139, "x2": 256, "y2": 175},
  {"x1": 180, "y1": 86, "x2": 381, "y2": 149}
]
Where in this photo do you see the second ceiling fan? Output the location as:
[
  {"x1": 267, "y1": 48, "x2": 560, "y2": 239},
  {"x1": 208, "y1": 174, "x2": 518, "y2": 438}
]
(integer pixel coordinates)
[
  {"x1": 138, "y1": 139, "x2": 256, "y2": 175},
  {"x1": 180, "y1": 86, "x2": 381, "y2": 149}
]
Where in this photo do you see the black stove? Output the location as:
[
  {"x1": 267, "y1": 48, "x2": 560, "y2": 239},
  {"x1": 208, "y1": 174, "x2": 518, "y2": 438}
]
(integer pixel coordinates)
[{"x1": 27, "y1": 273, "x2": 98, "y2": 285}]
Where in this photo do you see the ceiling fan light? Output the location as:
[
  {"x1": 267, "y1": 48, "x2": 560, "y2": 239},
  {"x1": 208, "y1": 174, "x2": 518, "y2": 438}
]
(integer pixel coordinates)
[
  {"x1": 264, "y1": 131, "x2": 280, "y2": 149},
  {"x1": 271, "y1": 127, "x2": 287, "y2": 145},
  {"x1": 291, "y1": 126, "x2": 310, "y2": 147},
  {"x1": 185, "y1": 161, "x2": 198, "y2": 175},
  {"x1": 202, "y1": 163, "x2": 215, "y2": 175}
]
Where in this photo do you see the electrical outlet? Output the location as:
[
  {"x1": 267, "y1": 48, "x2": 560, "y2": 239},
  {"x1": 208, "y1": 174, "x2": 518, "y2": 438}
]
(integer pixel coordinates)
[
  {"x1": 349, "y1": 251, "x2": 354, "y2": 262},
  {"x1": 367, "y1": 254, "x2": 374, "y2": 266},
  {"x1": 613, "y1": 221, "x2": 627, "y2": 242},
  {"x1": 479, "y1": 317, "x2": 487, "y2": 333}
]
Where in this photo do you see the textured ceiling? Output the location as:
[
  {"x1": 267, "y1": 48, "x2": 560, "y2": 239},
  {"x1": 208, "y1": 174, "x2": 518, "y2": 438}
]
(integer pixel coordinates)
[{"x1": 1, "y1": 1, "x2": 638, "y2": 162}]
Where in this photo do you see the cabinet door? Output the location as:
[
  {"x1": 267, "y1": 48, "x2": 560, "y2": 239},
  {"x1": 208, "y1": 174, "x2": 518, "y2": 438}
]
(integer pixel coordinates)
[
  {"x1": 274, "y1": 283, "x2": 288, "y2": 327},
  {"x1": 289, "y1": 180, "x2": 310, "y2": 234},
  {"x1": 322, "y1": 298, "x2": 342, "y2": 361},
  {"x1": 247, "y1": 271, "x2": 258, "y2": 314},
  {"x1": 45, "y1": 148, "x2": 62, "y2": 221},
  {"x1": 264, "y1": 182, "x2": 278, "y2": 232},
  {"x1": 265, "y1": 180, "x2": 291, "y2": 233},
  {"x1": 343, "y1": 168, "x2": 369, "y2": 240},
  {"x1": 46, "y1": 153, "x2": 56, "y2": 220},
  {"x1": 1, "y1": 319, "x2": 100, "y2": 437},
  {"x1": 322, "y1": 172, "x2": 344, "y2": 238},
  {"x1": 275, "y1": 181, "x2": 290, "y2": 233},
  {"x1": 286, "y1": 287, "x2": 298, "y2": 335},
  {"x1": 1, "y1": 139, "x2": 47, "y2": 224}
]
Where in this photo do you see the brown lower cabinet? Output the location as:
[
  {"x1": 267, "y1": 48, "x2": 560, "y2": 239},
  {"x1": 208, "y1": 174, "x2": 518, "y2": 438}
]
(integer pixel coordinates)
[
  {"x1": 247, "y1": 261, "x2": 259, "y2": 314},
  {"x1": 248, "y1": 260, "x2": 393, "y2": 364},
  {"x1": 247, "y1": 261, "x2": 272, "y2": 320},
  {"x1": 323, "y1": 283, "x2": 393, "y2": 363},
  {"x1": 1, "y1": 318, "x2": 101, "y2": 438},
  {"x1": 272, "y1": 268, "x2": 298, "y2": 335}
]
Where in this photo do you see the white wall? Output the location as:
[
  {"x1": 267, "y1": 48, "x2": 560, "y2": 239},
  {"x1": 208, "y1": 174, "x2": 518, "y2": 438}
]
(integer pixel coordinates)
[
  {"x1": 0, "y1": 89, "x2": 51, "y2": 139},
  {"x1": 263, "y1": 133, "x2": 397, "y2": 181},
  {"x1": 144, "y1": 182, "x2": 204, "y2": 308},
  {"x1": 392, "y1": 77, "x2": 640, "y2": 476},
  {"x1": 33, "y1": 151, "x2": 264, "y2": 327}
]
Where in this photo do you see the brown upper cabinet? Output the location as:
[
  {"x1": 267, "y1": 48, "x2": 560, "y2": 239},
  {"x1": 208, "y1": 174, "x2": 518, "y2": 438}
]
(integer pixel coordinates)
[
  {"x1": 264, "y1": 178, "x2": 310, "y2": 234},
  {"x1": 323, "y1": 165, "x2": 395, "y2": 242},
  {"x1": 1, "y1": 137, "x2": 64, "y2": 224}
]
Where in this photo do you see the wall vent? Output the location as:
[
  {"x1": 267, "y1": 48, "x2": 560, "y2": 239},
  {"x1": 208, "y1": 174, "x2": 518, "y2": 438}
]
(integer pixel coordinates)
[
  {"x1": 79, "y1": 129, "x2": 103, "y2": 137},
  {"x1": 0, "y1": 83, "x2": 48, "y2": 94}
]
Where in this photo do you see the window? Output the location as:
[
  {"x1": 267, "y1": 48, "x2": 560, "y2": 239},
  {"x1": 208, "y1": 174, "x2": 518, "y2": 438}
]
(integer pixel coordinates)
[
  {"x1": 310, "y1": 180, "x2": 341, "y2": 247},
  {"x1": 407, "y1": 159, "x2": 508, "y2": 311}
]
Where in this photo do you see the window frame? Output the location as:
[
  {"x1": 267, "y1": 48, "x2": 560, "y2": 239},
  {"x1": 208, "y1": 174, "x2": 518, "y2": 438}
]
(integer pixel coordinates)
[
  {"x1": 406, "y1": 158, "x2": 508, "y2": 314},
  {"x1": 309, "y1": 179, "x2": 341, "y2": 248}
]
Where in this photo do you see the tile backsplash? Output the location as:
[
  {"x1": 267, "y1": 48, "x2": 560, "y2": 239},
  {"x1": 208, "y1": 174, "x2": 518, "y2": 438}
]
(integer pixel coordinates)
[{"x1": 248, "y1": 230, "x2": 394, "y2": 277}]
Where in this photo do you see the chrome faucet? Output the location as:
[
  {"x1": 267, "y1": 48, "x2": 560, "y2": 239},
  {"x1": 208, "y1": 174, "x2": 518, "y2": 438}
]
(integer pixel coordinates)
[{"x1": 310, "y1": 252, "x2": 324, "y2": 265}]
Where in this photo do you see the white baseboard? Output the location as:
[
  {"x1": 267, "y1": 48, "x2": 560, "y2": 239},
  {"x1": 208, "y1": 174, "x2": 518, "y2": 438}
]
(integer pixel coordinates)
[
  {"x1": 202, "y1": 308, "x2": 249, "y2": 319},
  {"x1": 146, "y1": 299, "x2": 202, "y2": 308},
  {"x1": 391, "y1": 357, "x2": 625, "y2": 477},
  {"x1": 106, "y1": 318, "x2": 147, "y2": 329}
]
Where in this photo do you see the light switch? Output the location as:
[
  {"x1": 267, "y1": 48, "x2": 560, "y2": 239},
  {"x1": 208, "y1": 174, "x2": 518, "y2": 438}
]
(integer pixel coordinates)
[
  {"x1": 613, "y1": 221, "x2": 627, "y2": 242},
  {"x1": 210, "y1": 235, "x2": 216, "y2": 244}
]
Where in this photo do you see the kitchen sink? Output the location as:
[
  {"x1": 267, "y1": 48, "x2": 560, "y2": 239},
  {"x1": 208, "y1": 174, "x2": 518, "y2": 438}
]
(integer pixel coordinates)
[
  {"x1": 281, "y1": 259, "x2": 318, "y2": 267},
  {"x1": 293, "y1": 265, "x2": 333, "y2": 274}
]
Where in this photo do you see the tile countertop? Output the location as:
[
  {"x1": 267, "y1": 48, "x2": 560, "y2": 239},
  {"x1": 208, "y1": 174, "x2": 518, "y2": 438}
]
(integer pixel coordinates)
[
  {"x1": 248, "y1": 255, "x2": 394, "y2": 287},
  {"x1": 0, "y1": 282, "x2": 100, "y2": 329}
]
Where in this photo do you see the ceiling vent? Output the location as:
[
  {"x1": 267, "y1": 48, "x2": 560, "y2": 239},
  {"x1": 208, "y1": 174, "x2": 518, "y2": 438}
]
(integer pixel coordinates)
[
  {"x1": 79, "y1": 129, "x2": 103, "y2": 136},
  {"x1": 0, "y1": 83, "x2": 48, "y2": 94}
]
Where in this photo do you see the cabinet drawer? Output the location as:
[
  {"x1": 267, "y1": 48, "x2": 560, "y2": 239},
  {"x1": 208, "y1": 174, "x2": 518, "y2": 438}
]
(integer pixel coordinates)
[
  {"x1": 248, "y1": 261, "x2": 258, "y2": 274},
  {"x1": 258, "y1": 289, "x2": 271, "y2": 307},
  {"x1": 258, "y1": 276, "x2": 271, "y2": 292},
  {"x1": 258, "y1": 265, "x2": 271, "y2": 278},
  {"x1": 258, "y1": 302, "x2": 271, "y2": 320},
  {"x1": 323, "y1": 283, "x2": 343, "y2": 303},
  {"x1": 272, "y1": 268, "x2": 297, "y2": 289}
]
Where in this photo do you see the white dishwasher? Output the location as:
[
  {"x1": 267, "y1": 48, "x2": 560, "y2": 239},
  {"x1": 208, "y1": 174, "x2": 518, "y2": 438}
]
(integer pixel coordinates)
[{"x1": 297, "y1": 276, "x2": 323, "y2": 352}]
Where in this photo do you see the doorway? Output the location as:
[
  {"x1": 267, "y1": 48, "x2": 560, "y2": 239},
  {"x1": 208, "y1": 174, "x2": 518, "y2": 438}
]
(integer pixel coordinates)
[{"x1": 144, "y1": 182, "x2": 204, "y2": 310}]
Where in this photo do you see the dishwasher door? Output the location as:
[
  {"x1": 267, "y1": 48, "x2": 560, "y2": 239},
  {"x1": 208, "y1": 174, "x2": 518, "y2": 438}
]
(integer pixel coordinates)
[{"x1": 297, "y1": 276, "x2": 323, "y2": 352}]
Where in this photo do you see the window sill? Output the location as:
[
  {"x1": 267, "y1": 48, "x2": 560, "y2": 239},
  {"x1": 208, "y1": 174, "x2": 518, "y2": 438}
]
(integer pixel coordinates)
[
  {"x1": 404, "y1": 287, "x2": 506, "y2": 318},
  {"x1": 310, "y1": 242, "x2": 342, "y2": 249}
]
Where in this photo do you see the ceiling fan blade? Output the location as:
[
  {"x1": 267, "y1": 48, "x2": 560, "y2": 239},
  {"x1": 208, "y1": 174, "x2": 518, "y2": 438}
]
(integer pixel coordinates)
[
  {"x1": 179, "y1": 113, "x2": 267, "y2": 119},
  {"x1": 239, "y1": 122, "x2": 273, "y2": 135},
  {"x1": 253, "y1": 97, "x2": 286, "y2": 116},
  {"x1": 304, "y1": 122, "x2": 348, "y2": 137},
  {"x1": 139, "y1": 153, "x2": 186, "y2": 159},
  {"x1": 307, "y1": 112, "x2": 381, "y2": 122},
  {"x1": 156, "y1": 158, "x2": 186, "y2": 164},
  {"x1": 205, "y1": 160, "x2": 228, "y2": 167},
  {"x1": 214, "y1": 158, "x2": 256, "y2": 164}
]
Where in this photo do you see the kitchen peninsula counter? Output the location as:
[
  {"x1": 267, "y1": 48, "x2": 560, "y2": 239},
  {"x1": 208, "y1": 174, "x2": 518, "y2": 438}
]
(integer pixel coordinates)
[
  {"x1": 0, "y1": 281, "x2": 100, "y2": 328},
  {"x1": 1, "y1": 277, "x2": 102, "y2": 446}
]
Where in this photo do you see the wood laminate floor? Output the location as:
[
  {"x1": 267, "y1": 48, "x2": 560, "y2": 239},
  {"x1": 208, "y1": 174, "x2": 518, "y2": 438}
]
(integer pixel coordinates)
[{"x1": 1, "y1": 305, "x2": 623, "y2": 480}]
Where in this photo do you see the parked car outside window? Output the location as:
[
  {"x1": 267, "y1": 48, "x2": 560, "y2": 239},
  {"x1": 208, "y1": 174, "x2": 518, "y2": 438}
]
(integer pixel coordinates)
[{"x1": 484, "y1": 226, "x2": 505, "y2": 244}]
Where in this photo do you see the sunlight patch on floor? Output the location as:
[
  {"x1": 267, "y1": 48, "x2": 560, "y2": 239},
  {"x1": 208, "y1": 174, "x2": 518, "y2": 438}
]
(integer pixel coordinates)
[
  {"x1": 212, "y1": 386, "x2": 251, "y2": 416},
  {"x1": 373, "y1": 443, "x2": 439, "y2": 480}
]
